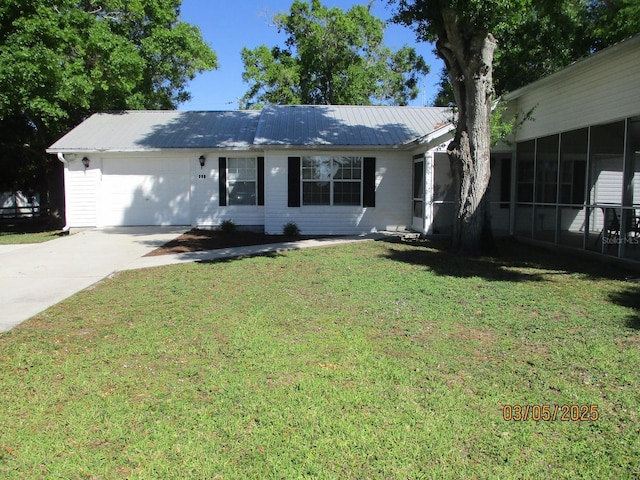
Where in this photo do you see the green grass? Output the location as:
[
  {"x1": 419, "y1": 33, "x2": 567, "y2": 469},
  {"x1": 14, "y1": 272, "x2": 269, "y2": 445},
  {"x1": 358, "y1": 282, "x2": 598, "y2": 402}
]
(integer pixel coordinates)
[
  {"x1": 1, "y1": 239, "x2": 639, "y2": 479},
  {"x1": 0, "y1": 224, "x2": 64, "y2": 244}
]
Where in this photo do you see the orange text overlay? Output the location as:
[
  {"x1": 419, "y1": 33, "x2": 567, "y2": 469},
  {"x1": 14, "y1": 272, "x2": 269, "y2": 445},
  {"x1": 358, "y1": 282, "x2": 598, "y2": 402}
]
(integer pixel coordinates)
[{"x1": 502, "y1": 404, "x2": 599, "y2": 421}]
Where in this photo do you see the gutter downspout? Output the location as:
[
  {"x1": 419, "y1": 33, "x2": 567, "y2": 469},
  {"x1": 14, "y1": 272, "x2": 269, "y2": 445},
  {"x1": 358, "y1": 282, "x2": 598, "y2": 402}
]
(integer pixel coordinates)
[{"x1": 56, "y1": 153, "x2": 71, "y2": 232}]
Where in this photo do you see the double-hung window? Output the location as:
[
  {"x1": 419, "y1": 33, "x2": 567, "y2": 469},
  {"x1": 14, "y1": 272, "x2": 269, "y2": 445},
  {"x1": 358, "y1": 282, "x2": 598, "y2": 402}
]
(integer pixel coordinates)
[
  {"x1": 301, "y1": 156, "x2": 362, "y2": 206},
  {"x1": 227, "y1": 157, "x2": 256, "y2": 206}
]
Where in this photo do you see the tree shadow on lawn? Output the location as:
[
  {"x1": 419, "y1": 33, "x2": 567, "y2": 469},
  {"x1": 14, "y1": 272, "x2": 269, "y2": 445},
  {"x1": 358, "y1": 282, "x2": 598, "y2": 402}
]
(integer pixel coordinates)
[
  {"x1": 377, "y1": 236, "x2": 638, "y2": 283},
  {"x1": 608, "y1": 284, "x2": 640, "y2": 330},
  {"x1": 379, "y1": 236, "x2": 640, "y2": 329}
]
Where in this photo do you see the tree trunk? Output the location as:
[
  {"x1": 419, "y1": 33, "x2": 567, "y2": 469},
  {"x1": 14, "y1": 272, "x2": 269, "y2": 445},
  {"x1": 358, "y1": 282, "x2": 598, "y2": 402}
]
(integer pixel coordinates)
[{"x1": 437, "y1": 8, "x2": 497, "y2": 256}]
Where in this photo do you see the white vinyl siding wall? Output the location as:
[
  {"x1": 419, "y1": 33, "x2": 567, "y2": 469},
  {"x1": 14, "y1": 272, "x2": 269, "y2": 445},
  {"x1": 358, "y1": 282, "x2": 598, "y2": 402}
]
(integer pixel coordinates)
[
  {"x1": 591, "y1": 156, "x2": 624, "y2": 205},
  {"x1": 191, "y1": 153, "x2": 264, "y2": 228},
  {"x1": 264, "y1": 150, "x2": 412, "y2": 235},
  {"x1": 191, "y1": 156, "x2": 219, "y2": 226},
  {"x1": 513, "y1": 40, "x2": 640, "y2": 142},
  {"x1": 63, "y1": 159, "x2": 99, "y2": 227}
]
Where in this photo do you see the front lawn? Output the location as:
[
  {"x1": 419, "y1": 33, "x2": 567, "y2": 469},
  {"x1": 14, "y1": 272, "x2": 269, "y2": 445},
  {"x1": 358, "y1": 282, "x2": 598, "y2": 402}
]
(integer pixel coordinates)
[{"x1": 1, "y1": 239, "x2": 638, "y2": 479}]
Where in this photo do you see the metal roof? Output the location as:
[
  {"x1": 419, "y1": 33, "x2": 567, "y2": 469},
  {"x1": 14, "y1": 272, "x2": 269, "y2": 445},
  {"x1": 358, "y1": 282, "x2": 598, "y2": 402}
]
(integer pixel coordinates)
[
  {"x1": 254, "y1": 105, "x2": 451, "y2": 146},
  {"x1": 48, "y1": 110, "x2": 261, "y2": 152},
  {"x1": 47, "y1": 106, "x2": 452, "y2": 152}
]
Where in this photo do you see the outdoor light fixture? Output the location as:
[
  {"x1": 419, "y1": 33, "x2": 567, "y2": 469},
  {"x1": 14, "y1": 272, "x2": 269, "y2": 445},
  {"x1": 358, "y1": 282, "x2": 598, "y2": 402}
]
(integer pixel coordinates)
[
  {"x1": 199, "y1": 155, "x2": 206, "y2": 169},
  {"x1": 81, "y1": 157, "x2": 90, "y2": 169}
]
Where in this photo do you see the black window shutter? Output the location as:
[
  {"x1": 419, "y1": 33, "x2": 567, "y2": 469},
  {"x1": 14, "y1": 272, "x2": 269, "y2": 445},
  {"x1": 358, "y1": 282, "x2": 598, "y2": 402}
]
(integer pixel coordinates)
[
  {"x1": 288, "y1": 157, "x2": 301, "y2": 207},
  {"x1": 219, "y1": 157, "x2": 227, "y2": 206},
  {"x1": 257, "y1": 157, "x2": 265, "y2": 206},
  {"x1": 363, "y1": 157, "x2": 376, "y2": 207}
]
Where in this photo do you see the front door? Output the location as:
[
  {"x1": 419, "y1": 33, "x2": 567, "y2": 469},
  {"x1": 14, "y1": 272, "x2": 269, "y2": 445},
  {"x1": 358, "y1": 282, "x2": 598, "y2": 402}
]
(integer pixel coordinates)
[{"x1": 412, "y1": 157, "x2": 425, "y2": 232}]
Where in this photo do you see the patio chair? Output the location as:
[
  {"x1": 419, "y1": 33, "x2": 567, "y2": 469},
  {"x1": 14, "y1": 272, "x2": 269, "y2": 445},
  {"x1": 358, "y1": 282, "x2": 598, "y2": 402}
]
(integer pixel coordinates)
[
  {"x1": 627, "y1": 209, "x2": 640, "y2": 239},
  {"x1": 604, "y1": 208, "x2": 620, "y2": 240}
]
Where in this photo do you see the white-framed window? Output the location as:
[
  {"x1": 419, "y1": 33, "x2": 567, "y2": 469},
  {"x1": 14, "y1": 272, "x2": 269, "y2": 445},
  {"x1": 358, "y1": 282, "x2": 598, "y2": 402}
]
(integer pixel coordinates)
[
  {"x1": 301, "y1": 156, "x2": 362, "y2": 206},
  {"x1": 227, "y1": 157, "x2": 257, "y2": 205}
]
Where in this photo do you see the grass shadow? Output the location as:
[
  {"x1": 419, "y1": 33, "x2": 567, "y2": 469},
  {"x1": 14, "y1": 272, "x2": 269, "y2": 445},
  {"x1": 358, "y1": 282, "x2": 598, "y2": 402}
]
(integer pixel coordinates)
[
  {"x1": 196, "y1": 251, "x2": 287, "y2": 264},
  {"x1": 0, "y1": 221, "x2": 67, "y2": 244},
  {"x1": 377, "y1": 236, "x2": 636, "y2": 283},
  {"x1": 609, "y1": 282, "x2": 640, "y2": 330},
  {"x1": 380, "y1": 236, "x2": 640, "y2": 331},
  {"x1": 0, "y1": 221, "x2": 65, "y2": 235}
]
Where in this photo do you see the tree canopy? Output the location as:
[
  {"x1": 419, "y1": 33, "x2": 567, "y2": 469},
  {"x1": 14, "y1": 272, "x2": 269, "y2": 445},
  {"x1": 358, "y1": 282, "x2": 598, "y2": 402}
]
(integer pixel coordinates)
[
  {"x1": 240, "y1": 0, "x2": 429, "y2": 109},
  {"x1": 429, "y1": 0, "x2": 640, "y2": 106},
  {"x1": 588, "y1": 0, "x2": 640, "y2": 50},
  {"x1": 0, "y1": 0, "x2": 217, "y2": 212}
]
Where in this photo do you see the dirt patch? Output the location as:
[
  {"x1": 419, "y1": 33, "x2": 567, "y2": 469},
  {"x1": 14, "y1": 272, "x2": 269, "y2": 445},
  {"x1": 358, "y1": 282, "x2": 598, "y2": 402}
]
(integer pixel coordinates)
[{"x1": 145, "y1": 228, "x2": 320, "y2": 257}]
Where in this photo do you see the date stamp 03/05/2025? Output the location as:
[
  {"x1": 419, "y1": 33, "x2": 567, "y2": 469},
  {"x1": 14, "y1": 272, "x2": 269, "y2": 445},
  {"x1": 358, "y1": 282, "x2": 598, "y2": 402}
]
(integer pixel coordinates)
[{"x1": 502, "y1": 404, "x2": 599, "y2": 422}]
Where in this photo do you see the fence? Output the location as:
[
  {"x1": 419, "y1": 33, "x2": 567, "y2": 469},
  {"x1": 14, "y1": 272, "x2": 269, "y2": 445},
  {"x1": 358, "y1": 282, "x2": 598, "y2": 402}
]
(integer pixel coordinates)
[{"x1": 0, "y1": 192, "x2": 45, "y2": 219}]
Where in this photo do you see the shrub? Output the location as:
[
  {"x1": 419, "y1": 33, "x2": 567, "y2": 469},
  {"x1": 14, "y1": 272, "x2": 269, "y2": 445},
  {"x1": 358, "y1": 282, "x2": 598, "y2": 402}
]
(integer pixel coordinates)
[
  {"x1": 283, "y1": 222, "x2": 301, "y2": 238},
  {"x1": 219, "y1": 219, "x2": 236, "y2": 234}
]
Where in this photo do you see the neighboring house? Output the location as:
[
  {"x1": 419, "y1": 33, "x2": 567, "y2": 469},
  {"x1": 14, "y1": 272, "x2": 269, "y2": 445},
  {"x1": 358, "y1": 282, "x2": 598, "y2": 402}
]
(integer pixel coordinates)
[
  {"x1": 0, "y1": 191, "x2": 41, "y2": 219},
  {"x1": 48, "y1": 35, "x2": 640, "y2": 262}
]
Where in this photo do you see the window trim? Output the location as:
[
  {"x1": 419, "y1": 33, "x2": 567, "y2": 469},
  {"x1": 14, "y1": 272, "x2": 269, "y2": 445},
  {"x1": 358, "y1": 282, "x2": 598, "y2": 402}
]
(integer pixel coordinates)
[
  {"x1": 288, "y1": 156, "x2": 375, "y2": 208},
  {"x1": 219, "y1": 156, "x2": 264, "y2": 207},
  {"x1": 300, "y1": 155, "x2": 364, "y2": 207}
]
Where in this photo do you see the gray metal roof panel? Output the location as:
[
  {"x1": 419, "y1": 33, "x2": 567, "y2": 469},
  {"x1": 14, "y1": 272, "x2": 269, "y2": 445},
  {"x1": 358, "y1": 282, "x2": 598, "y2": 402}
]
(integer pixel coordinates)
[
  {"x1": 48, "y1": 110, "x2": 261, "y2": 151},
  {"x1": 48, "y1": 106, "x2": 453, "y2": 152},
  {"x1": 253, "y1": 105, "x2": 452, "y2": 146}
]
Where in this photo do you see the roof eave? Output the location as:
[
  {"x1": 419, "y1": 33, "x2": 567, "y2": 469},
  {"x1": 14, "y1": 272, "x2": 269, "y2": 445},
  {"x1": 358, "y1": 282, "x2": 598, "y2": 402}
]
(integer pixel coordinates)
[
  {"x1": 46, "y1": 145, "x2": 261, "y2": 154},
  {"x1": 402, "y1": 123, "x2": 455, "y2": 149}
]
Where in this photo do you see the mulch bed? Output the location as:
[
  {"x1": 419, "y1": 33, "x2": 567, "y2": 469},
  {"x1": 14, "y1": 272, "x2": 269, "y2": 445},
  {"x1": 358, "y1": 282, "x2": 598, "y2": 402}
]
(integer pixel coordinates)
[{"x1": 145, "y1": 228, "x2": 315, "y2": 256}]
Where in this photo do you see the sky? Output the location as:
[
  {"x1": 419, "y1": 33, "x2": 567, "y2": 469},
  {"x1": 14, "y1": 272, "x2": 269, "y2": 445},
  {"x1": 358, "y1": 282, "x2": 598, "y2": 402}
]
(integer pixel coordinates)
[{"x1": 177, "y1": 0, "x2": 443, "y2": 111}]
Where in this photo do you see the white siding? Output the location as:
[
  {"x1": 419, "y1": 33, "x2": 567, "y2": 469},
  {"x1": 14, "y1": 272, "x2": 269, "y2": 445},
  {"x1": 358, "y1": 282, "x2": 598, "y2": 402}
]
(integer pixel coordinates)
[
  {"x1": 191, "y1": 153, "x2": 265, "y2": 228},
  {"x1": 64, "y1": 160, "x2": 99, "y2": 227},
  {"x1": 560, "y1": 207, "x2": 587, "y2": 233},
  {"x1": 191, "y1": 156, "x2": 218, "y2": 226},
  {"x1": 264, "y1": 150, "x2": 412, "y2": 235},
  {"x1": 590, "y1": 156, "x2": 624, "y2": 205},
  {"x1": 512, "y1": 41, "x2": 640, "y2": 141}
]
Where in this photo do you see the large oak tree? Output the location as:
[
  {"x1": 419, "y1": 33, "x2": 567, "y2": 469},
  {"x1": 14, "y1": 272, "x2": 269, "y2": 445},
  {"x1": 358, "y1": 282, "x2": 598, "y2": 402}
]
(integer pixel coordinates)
[
  {"x1": 392, "y1": 0, "x2": 518, "y2": 255},
  {"x1": 392, "y1": 0, "x2": 639, "y2": 255},
  {"x1": 0, "y1": 0, "x2": 217, "y2": 219}
]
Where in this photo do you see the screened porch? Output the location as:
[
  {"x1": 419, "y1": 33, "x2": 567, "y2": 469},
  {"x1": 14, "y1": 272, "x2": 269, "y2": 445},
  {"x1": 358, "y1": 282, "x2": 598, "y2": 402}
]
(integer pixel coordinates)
[{"x1": 514, "y1": 116, "x2": 640, "y2": 262}]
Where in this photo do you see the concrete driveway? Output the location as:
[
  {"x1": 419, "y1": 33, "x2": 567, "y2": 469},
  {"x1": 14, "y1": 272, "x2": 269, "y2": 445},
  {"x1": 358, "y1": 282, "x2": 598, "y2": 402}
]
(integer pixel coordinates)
[{"x1": 0, "y1": 227, "x2": 187, "y2": 333}]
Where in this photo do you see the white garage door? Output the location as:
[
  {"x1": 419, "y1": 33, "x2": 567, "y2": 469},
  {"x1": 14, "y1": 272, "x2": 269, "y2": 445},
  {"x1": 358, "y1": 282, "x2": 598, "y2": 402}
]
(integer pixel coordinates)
[{"x1": 100, "y1": 157, "x2": 190, "y2": 226}]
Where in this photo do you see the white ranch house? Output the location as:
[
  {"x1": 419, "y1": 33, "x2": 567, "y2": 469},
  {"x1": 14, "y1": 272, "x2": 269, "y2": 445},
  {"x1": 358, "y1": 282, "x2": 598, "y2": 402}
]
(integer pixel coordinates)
[{"x1": 48, "y1": 35, "x2": 640, "y2": 262}]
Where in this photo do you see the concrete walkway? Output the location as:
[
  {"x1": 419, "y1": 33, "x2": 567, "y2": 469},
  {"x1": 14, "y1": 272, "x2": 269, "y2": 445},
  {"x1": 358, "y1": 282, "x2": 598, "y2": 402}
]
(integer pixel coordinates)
[
  {"x1": 0, "y1": 228, "x2": 379, "y2": 333},
  {"x1": 125, "y1": 235, "x2": 377, "y2": 270}
]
